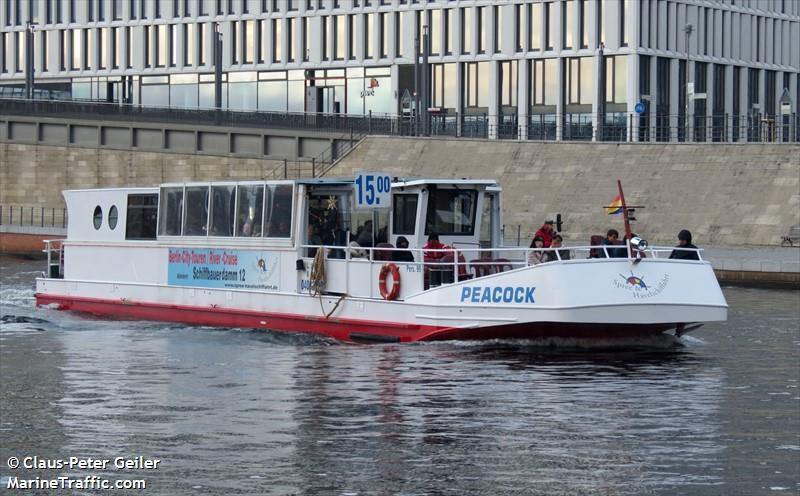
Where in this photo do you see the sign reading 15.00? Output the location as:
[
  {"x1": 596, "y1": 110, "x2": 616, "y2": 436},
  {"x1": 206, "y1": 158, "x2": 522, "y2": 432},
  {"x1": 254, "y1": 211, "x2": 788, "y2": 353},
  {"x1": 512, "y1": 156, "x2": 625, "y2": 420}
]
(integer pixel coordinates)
[{"x1": 354, "y1": 172, "x2": 392, "y2": 209}]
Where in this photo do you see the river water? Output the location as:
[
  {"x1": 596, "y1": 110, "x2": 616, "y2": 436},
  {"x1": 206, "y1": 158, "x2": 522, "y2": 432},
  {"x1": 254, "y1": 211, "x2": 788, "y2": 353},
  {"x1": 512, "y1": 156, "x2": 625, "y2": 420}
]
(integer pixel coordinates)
[{"x1": 1, "y1": 256, "x2": 798, "y2": 495}]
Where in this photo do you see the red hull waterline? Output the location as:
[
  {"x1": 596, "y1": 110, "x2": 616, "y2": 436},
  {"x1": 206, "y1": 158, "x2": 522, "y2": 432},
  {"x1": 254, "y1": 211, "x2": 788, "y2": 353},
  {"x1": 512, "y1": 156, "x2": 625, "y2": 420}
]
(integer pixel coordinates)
[{"x1": 35, "y1": 294, "x2": 677, "y2": 343}]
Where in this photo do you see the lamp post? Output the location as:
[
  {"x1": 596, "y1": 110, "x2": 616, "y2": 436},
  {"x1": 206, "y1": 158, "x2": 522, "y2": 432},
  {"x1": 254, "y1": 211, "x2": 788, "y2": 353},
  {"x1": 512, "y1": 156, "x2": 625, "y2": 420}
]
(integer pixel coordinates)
[
  {"x1": 682, "y1": 24, "x2": 693, "y2": 142},
  {"x1": 25, "y1": 22, "x2": 35, "y2": 100}
]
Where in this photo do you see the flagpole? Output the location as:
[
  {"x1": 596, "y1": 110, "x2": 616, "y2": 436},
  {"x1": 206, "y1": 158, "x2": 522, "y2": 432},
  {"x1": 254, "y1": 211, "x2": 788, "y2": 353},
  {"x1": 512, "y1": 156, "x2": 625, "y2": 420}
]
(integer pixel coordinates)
[{"x1": 617, "y1": 179, "x2": 633, "y2": 255}]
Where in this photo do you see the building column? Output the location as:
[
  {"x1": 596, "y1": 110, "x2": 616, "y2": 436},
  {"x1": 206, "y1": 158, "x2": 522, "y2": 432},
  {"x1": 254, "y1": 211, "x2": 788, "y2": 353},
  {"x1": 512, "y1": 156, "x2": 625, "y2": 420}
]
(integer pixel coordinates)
[
  {"x1": 556, "y1": 57, "x2": 564, "y2": 141},
  {"x1": 488, "y1": 60, "x2": 499, "y2": 139},
  {"x1": 738, "y1": 67, "x2": 748, "y2": 142},
  {"x1": 667, "y1": 59, "x2": 685, "y2": 142},
  {"x1": 724, "y1": 65, "x2": 734, "y2": 142},
  {"x1": 626, "y1": 54, "x2": 637, "y2": 142},
  {"x1": 517, "y1": 59, "x2": 529, "y2": 140}
]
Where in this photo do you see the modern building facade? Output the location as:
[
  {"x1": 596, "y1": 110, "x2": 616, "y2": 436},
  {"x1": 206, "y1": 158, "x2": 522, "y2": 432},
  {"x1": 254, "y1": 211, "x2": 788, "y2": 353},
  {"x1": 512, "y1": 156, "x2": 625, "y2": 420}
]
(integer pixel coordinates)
[{"x1": 1, "y1": 0, "x2": 798, "y2": 141}]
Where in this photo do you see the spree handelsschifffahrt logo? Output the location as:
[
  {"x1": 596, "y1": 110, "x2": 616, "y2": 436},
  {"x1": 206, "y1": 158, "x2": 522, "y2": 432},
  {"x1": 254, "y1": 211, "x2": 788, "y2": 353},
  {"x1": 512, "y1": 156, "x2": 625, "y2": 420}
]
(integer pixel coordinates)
[{"x1": 613, "y1": 271, "x2": 669, "y2": 298}]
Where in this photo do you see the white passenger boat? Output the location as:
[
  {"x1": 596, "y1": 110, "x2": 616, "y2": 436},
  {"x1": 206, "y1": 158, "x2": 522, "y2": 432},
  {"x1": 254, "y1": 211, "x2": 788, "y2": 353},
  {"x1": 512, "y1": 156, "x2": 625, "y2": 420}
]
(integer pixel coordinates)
[{"x1": 35, "y1": 175, "x2": 727, "y2": 343}]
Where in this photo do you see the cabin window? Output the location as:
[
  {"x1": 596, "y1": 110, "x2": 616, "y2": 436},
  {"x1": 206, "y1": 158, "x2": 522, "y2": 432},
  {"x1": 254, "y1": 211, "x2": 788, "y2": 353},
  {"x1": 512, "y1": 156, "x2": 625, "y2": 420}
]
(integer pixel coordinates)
[
  {"x1": 392, "y1": 194, "x2": 418, "y2": 235},
  {"x1": 158, "y1": 187, "x2": 184, "y2": 236},
  {"x1": 264, "y1": 184, "x2": 293, "y2": 238},
  {"x1": 425, "y1": 189, "x2": 478, "y2": 236},
  {"x1": 93, "y1": 206, "x2": 103, "y2": 230},
  {"x1": 209, "y1": 185, "x2": 235, "y2": 237},
  {"x1": 126, "y1": 194, "x2": 158, "y2": 240},
  {"x1": 108, "y1": 205, "x2": 119, "y2": 230},
  {"x1": 236, "y1": 184, "x2": 264, "y2": 236},
  {"x1": 183, "y1": 186, "x2": 210, "y2": 236}
]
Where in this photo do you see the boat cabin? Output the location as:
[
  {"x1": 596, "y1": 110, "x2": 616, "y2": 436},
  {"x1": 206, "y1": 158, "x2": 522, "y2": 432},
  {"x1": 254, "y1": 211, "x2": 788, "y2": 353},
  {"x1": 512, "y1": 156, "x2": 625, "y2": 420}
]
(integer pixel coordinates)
[{"x1": 58, "y1": 177, "x2": 503, "y2": 300}]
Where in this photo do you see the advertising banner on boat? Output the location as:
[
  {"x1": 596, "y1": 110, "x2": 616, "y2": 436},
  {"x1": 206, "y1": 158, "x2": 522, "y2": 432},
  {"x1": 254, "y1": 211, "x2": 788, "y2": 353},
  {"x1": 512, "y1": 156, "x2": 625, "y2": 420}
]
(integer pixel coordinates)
[{"x1": 167, "y1": 248, "x2": 280, "y2": 291}]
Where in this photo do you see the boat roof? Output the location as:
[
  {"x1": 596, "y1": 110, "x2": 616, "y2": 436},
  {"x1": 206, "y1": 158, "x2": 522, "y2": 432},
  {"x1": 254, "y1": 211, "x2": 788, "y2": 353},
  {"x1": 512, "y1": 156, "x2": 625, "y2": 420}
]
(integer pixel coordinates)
[{"x1": 298, "y1": 177, "x2": 498, "y2": 188}]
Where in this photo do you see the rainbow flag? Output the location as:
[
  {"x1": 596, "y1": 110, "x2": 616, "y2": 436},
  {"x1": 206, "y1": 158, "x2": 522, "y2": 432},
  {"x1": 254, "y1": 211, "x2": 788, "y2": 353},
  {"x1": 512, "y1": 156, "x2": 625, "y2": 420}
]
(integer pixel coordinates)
[{"x1": 606, "y1": 195, "x2": 623, "y2": 215}]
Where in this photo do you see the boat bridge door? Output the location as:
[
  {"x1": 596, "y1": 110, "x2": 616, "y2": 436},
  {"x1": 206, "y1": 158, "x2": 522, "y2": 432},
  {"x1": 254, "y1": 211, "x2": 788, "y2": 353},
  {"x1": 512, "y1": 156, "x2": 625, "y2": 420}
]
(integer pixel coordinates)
[{"x1": 480, "y1": 189, "x2": 502, "y2": 249}]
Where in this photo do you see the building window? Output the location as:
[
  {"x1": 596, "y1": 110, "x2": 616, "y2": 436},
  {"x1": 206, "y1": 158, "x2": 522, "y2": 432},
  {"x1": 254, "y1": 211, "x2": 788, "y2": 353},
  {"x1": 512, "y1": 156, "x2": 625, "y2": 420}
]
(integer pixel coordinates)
[
  {"x1": 380, "y1": 12, "x2": 388, "y2": 58},
  {"x1": 477, "y1": 6, "x2": 486, "y2": 54},
  {"x1": 347, "y1": 14, "x2": 355, "y2": 60},
  {"x1": 71, "y1": 29, "x2": 80, "y2": 69},
  {"x1": 364, "y1": 13, "x2": 373, "y2": 59},
  {"x1": 157, "y1": 25, "x2": 166, "y2": 67},
  {"x1": 431, "y1": 63, "x2": 457, "y2": 110},
  {"x1": 396, "y1": 11, "x2": 404, "y2": 58},
  {"x1": 597, "y1": 0, "x2": 604, "y2": 47},
  {"x1": 499, "y1": 60, "x2": 518, "y2": 108},
  {"x1": 493, "y1": 5, "x2": 500, "y2": 53},
  {"x1": 243, "y1": 19, "x2": 254, "y2": 64},
  {"x1": 198, "y1": 23, "x2": 206, "y2": 66},
  {"x1": 605, "y1": 55, "x2": 627, "y2": 104},
  {"x1": 545, "y1": 2, "x2": 554, "y2": 50},
  {"x1": 532, "y1": 58, "x2": 558, "y2": 106},
  {"x1": 1, "y1": 33, "x2": 7, "y2": 73},
  {"x1": 58, "y1": 30, "x2": 65, "y2": 71},
  {"x1": 563, "y1": 0, "x2": 574, "y2": 50},
  {"x1": 567, "y1": 57, "x2": 592, "y2": 105},
  {"x1": 431, "y1": 9, "x2": 440, "y2": 56},
  {"x1": 322, "y1": 16, "x2": 329, "y2": 60},
  {"x1": 461, "y1": 7, "x2": 471, "y2": 54},
  {"x1": 125, "y1": 26, "x2": 132, "y2": 68},
  {"x1": 445, "y1": 9, "x2": 453, "y2": 55},
  {"x1": 302, "y1": 17, "x2": 310, "y2": 62},
  {"x1": 184, "y1": 24, "x2": 194, "y2": 66},
  {"x1": 463, "y1": 61, "x2": 489, "y2": 109},
  {"x1": 334, "y1": 15, "x2": 345, "y2": 60},
  {"x1": 579, "y1": 0, "x2": 588, "y2": 48},
  {"x1": 272, "y1": 18, "x2": 281, "y2": 63},
  {"x1": 528, "y1": 3, "x2": 540, "y2": 51},
  {"x1": 169, "y1": 24, "x2": 177, "y2": 67},
  {"x1": 286, "y1": 18, "x2": 294, "y2": 62},
  {"x1": 620, "y1": 0, "x2": 628, "y2": 47},
  {"x1": 515, "y1": 4, "x2": 522, "y2": 52},
  {"x1": 99, "y1": 27, "x2": 107, "y2": 69}
]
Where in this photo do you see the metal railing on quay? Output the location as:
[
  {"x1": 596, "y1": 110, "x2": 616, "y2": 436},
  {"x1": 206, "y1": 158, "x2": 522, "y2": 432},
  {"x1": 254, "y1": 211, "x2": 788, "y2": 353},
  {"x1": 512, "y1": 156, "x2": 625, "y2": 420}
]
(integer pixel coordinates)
[
  {"x1": 0, "y1": 205, "x2": 68, "y2": 228},
  {"x1": 2, "y1": 97, "x2": 797, "y2": 143}
]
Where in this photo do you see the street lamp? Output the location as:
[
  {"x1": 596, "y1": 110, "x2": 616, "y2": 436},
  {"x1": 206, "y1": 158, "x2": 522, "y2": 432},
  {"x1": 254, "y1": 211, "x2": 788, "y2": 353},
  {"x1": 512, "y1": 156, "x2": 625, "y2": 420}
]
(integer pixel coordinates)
[{"x1": 682, "y1": 24, "x2": 693, "y2": 141}]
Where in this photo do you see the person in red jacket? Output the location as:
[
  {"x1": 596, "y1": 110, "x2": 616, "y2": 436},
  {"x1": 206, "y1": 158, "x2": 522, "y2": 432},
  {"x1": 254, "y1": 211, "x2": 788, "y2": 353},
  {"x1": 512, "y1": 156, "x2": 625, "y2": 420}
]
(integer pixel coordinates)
[
  {"x1": 423, "y1": 233, "x2": 449, "y2": 260},
  {"x1": 533, "y1": 220, "x2": 556, "y2": 248}
]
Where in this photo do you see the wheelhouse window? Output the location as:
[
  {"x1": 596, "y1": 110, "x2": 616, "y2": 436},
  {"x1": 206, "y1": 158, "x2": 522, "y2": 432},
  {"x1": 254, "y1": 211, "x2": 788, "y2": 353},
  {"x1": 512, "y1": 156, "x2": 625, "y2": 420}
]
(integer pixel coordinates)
[
  {"x1": 392, "y1": 194, "x2": 418, "y2": 235},
  {"x1": 183, "y1": 186, "x2": 210, "y2": 236},
  {"x1": 425, "y1": 189, "x2": 478, "y2": 236},
  {"x1": 209, "y1": 185, "x2": 235, "y2": 237},
  {"x1": 158, "y1": 187, "x2": 184, "y2": 236},
  {"x1": 126, "y1": 194, "x2": 158, "y2": 240},
  {"x1": 236, "y1": 183, "x2": 264, "y2": 237},
  {"x1": 265, "y1": 184, "x2": 294, "y2": 238}
]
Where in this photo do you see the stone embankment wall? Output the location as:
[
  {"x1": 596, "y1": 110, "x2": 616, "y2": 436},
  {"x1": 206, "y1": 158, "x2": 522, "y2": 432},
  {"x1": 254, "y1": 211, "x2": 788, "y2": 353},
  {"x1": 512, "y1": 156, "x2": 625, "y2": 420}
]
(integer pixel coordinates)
[
  {"x1": 2, "y1": 139, "x2": 799, "y2": 247},
  {"x1": 334, "y1": 137, "x2": 800, "y2": 246},
  {"x1": 0, "y1": 143, "x2": 288, "y2": 209}
]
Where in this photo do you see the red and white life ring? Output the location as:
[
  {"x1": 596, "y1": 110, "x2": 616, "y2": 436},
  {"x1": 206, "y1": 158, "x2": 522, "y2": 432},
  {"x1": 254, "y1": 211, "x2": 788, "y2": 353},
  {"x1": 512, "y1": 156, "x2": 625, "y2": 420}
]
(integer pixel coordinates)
[{"x1": 378, "y1": 263, "x2": 401, "y2": 300}]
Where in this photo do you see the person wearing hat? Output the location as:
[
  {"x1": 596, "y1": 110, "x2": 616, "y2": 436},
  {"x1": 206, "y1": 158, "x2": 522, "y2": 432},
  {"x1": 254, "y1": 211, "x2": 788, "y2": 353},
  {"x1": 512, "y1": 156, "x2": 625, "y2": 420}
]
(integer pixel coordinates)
[
  {"x1": 533, "y1": 219, "x2": 557, "y2": 248},
  {"x1": 669, "y1": 229, "x2": 700, "y2": 260}
]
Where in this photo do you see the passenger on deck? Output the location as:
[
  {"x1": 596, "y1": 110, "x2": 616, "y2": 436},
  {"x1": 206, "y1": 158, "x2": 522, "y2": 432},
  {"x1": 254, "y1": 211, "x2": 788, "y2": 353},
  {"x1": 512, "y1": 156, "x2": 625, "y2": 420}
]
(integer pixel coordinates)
[
  {"x1": 533, "y1": 220, "x2": 557, "y2": 248},
  {"x1": 348, "y1": 241, "x2": 367, "y2": 259},
  {"x1": 307, "y1": 224, "x2": 323, "y2": 257},
  {"x1": 356, "y1": 220, "x2": 374, "y2": 247},
  {"x1": 391, "y1": 236, "x2": 415, "y2": 263},
  {"x1": 601, "y1": 229, "x2": 627, "y2": 258},
  {"x1": 423, "y1": 233, "x2": 448, "y2": 261},
  {"x1": 546, "y1": 234, "x2": 571, "y2": 262},
  {"x1": 527, "y1": 236, "x2": 548, "y2": 265},
  {"x1": 669, "y1": 229, "x2": 700, "y2": 260}
]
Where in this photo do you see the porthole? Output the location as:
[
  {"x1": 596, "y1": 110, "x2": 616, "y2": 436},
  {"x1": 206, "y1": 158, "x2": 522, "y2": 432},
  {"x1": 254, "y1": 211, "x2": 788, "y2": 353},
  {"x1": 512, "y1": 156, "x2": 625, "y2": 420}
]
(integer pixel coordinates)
[
  {"x1": 93, "y1": 206, "x2": 103, "y2": 230},
  {"x1": 108, "y1": 205, "x2": 118, "y2": 230}
]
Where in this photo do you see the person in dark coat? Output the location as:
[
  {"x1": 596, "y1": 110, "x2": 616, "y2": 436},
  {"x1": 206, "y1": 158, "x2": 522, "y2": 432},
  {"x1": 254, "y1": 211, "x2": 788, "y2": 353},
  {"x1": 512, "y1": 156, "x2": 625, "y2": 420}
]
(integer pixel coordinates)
[
  {"x1": 600, "y1": 229, "x2": 627, "y2": 258},
  {"x1": 669, "y1": 229, "x2": 700, "y2": 260},
  {"x1": 391, "y1": 236, "x2": 415, "y2": 262}
]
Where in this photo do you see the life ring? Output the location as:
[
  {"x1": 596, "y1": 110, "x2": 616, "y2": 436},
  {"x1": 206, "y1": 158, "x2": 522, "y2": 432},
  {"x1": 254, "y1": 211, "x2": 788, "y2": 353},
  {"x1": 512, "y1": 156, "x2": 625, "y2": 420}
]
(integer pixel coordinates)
[{"x1": 379, "y1": 263, "x2": 401, "y2": 300}]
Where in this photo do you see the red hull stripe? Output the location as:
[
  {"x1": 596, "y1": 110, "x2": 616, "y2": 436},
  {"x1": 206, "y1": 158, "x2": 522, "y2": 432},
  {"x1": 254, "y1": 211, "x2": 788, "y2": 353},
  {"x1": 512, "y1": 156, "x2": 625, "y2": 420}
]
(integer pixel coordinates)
[
  {"x1": 35, "y1": 294, "x2": 676, "y2": 342},
  {"x1": 35, "y1": 293, "x2": 444, "y2": 343}
]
